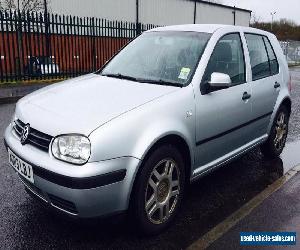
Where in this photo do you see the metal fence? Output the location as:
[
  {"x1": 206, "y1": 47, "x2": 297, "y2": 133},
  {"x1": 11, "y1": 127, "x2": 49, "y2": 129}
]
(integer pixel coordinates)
[
  {"x1": 0, "y1": 10, "x2": 158, "y2": 83},
  {"x1": 279, "y1": 40, "x2": 300, "y2": 66}
]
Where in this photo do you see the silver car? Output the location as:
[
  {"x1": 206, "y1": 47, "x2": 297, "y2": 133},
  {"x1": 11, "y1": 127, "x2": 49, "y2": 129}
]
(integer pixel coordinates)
[{"x1": 4, "y1": 24, "x2": 291, "y2": 234}]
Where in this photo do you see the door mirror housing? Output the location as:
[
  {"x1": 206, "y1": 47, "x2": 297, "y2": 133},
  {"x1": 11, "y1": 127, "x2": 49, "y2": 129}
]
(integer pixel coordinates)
[{"x1": 209, "y1": 72, "x2": 232, "y2": 89}]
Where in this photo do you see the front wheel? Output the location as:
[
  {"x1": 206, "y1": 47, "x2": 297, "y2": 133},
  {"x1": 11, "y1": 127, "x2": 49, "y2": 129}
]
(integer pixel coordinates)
[
  {"x1": 132, "y1": 144, "x2": 185, "y2": 235},
  {"x1": 261, "y1": 106, "x2": 290, "y2": 158}
]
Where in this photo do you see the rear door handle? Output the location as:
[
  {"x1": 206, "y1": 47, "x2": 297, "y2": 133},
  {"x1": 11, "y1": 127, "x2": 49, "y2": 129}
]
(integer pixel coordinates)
[
  {"x1": 274, "y1": 82, "x2": 281, "y2": 89},
  {"x1": 242, "y1": 92, "x2": 251, "y2": 101}
]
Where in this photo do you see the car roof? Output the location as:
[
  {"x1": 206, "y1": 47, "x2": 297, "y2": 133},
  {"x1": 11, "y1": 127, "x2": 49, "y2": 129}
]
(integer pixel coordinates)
[
  {"x1": 147, "y1": 24, "x2": 272, "y2": 37},
  {"x1": 148, "y1": 24, "x2": 226, "y2": 33}
]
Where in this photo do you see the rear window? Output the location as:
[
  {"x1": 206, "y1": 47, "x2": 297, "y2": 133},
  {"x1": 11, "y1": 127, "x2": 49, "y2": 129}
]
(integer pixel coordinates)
[
  {"x1": 245, "y1": 34, "x2": 279, "y2": 81},
  {"x1": 263, "y1": 37, "x2": 279, "y2": 75},
  {"x1": 245, "y1": 34, "x2": 270, "y2": 81}
]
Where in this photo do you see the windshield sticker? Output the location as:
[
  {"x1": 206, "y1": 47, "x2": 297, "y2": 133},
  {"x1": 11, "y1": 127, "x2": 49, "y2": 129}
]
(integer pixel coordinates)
[{"x1": 178, "y1": 67, "x2": 191, "y2": 80}]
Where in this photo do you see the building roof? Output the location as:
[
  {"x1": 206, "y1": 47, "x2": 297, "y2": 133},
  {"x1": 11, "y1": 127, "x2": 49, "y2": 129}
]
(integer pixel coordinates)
[{"x1": 191, "y1": 0, "x2": 252, "y2": 13}]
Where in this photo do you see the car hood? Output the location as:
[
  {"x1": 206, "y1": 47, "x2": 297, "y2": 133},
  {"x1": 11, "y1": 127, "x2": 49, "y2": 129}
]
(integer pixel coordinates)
[{"x1": 16, "y1": 74, "x2": 178, "y2": 136}]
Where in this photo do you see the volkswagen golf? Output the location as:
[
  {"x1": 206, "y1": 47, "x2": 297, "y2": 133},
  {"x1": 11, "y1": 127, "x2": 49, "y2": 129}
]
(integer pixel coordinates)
[{"x1": 4, "y1": 24, "x2": 291, "y2": 235}]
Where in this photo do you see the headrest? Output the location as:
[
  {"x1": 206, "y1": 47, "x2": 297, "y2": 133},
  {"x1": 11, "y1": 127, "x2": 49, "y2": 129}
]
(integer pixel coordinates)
[{"x1": 214, "y1": 42, "x2": 232, "y2": 62}]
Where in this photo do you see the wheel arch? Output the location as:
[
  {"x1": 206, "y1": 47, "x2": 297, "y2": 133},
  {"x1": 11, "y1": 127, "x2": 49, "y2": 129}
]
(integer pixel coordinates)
[
  {"x1": 142, "y1": 134, "x2": 192, "y2": 181},
  {"x1": 267, "y1": 95, "x2": 292, "y2": 135},
  {"x1": 281, "y1": 97, "x2": 292, "y2": 115},
  {"x1": 128, "y1": 134, "x2": 193, "y2": 210}
]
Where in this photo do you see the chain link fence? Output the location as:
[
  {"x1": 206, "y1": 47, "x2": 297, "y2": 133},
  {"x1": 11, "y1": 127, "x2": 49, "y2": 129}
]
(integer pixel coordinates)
[{"x1": 280, "y1": 40, "x2": 300, "y2": 66}]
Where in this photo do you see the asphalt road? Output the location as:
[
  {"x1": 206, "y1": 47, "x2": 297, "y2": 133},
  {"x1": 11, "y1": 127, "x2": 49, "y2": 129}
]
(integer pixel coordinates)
[{"x1": 1, "y1": 68, "x2": 300, "y2": 250}]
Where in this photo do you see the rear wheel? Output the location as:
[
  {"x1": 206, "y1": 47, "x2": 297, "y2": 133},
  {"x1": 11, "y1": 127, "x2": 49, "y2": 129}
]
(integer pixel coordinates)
[
  {"x1": 261, "y1": 106, "x2": 289, "y2": 158},
  {"x1": 132, "y1": 144, "x2": 185, "y2": 235}
]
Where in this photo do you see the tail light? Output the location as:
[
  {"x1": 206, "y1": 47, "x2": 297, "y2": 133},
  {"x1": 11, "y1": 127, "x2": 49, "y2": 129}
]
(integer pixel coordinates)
[{"x1": 288, "y1": 74, "x2": 292, "y2": 93}]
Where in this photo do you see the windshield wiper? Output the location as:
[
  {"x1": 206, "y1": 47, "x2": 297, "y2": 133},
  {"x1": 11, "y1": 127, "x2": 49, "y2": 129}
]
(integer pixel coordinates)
[
  {"x1": 101, "y1": 73, "x2": 183, "y2": 87},
  {"x1": 101, "y1": 73, "x2": 139, "y2": 82},
  {"x1": 138, "y1": 78, "x2": 183, "y2": 88}
]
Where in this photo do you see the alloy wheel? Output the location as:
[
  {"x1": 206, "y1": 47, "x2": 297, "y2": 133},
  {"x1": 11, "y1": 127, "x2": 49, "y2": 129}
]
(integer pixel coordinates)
[
  {"x1": 274, "y1": 112, "x2": 288, "y2": 151},
  {"x1": 145, "y1": 159, "x2": 180, "y2": 224}
]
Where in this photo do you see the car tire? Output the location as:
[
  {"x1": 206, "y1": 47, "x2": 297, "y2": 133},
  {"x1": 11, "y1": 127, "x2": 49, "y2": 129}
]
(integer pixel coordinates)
[
  {"x1": 261, "y1": 105, "x2": 290, "y2": 158},
  {"x1": 131, "y1": 144, "x2": 185, "y2": 235}
]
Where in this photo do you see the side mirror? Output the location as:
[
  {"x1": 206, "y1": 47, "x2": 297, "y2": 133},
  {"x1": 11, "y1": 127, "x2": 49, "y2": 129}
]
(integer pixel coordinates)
[{"x1": 209, "y1": 72, "x2": 232, "y2": 89}]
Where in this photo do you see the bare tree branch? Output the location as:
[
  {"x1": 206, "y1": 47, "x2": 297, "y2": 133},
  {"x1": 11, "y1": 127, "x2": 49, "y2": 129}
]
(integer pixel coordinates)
[
  {"x1": 0, "y1": 0, "x2": 51, "y2": 12},
  {"x1": 250, "y1": 12, "x2": 262, "y2": 25},
  {"x1": 2, "y1": 0, "x2": 16, "y2": 10}
]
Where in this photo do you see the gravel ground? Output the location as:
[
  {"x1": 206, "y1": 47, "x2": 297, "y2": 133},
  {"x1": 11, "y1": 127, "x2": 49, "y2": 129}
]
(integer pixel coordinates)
[{"x1": 0, "y1": 69, "x2": 299, "y2": 249}]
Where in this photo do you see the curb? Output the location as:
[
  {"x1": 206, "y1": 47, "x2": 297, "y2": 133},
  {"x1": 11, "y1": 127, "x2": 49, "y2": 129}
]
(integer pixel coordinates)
[
  {"x1": 0, "y1": 79, "x2": 63, "y2": 88},
  {"x1": 0, "y1": 96, "x2": 23, "y2": 105},
  {"x1": 0, "y1": 82, "x2": 54, "y2": 105}
]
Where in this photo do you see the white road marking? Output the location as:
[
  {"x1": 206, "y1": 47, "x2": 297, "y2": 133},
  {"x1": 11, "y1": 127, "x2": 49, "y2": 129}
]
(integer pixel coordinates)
[{"x1": 188, "y1": 164, "x2": 300, "y2": 250}]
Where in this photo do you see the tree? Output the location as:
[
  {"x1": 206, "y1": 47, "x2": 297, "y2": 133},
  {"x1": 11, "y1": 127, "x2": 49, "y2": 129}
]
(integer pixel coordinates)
[
  {"x1": 0, "y1": 0, "x2": 50, "y2": 12},
  {"x1": 0, "y1": 0, "x2": 51, "y2": 76},
  {"x1": 250, "y1": 12, "x2": 262, "y2": 25},
  {"x1": 251, "y1": 18, "x2": 300, "y2": 41}
]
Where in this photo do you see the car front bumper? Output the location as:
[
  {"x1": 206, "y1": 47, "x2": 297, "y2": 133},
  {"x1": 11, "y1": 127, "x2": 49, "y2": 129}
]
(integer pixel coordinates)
[{"x1": 4, "y1": 124, "x2": 141, "y2": 218}]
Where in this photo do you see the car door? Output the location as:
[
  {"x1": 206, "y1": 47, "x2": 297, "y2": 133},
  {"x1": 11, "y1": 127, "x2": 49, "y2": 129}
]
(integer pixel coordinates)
[
  {"x1": 244, "y1": 34, "x2": 281, "y2": 139},
  {"x1": 194, "y1": 32, "x2": 253, "y2": 172}
]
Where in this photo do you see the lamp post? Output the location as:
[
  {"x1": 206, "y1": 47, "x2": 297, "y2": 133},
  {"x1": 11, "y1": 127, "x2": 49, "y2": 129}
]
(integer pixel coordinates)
[{"x1": 271, "y1": 11, "x2": 276, "y2": 31}]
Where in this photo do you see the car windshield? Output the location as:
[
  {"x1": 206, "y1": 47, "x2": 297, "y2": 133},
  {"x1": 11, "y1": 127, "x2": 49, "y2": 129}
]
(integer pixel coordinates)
[{"x1": 100, "y1": 31, "x2": 211, "y2": 86}]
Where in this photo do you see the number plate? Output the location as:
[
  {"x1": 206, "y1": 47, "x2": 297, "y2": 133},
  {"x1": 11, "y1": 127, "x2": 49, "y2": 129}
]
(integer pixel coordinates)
[{"x1": 8, "y1": 148, "x2": 34, "y2": 183}]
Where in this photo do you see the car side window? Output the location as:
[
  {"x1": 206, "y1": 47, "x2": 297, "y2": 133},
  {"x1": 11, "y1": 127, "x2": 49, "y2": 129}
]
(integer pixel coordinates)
[
  {"x1": 202, "y1": 33, "x2": 246, "y2": 87},
  {"x1": 245, "y1": 34, "x2": 271, "y2": 81},
  {"x1": 263, "y1": 37, "x2": 279, "y2": 75}
]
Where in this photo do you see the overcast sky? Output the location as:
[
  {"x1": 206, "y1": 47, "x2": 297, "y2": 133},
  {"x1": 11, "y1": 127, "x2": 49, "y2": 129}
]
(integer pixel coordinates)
[{"x1": 221, "y1": 0, "x2": 300, "y2": 24}]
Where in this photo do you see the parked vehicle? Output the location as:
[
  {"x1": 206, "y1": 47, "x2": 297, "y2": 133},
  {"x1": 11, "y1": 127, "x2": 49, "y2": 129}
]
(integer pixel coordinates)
[
  {"x1": 25, "y1": 56, "x2": 60, "y2": 76},
  {"x1": 4, "y1": 24, "x2": 291, "y2": 235}
]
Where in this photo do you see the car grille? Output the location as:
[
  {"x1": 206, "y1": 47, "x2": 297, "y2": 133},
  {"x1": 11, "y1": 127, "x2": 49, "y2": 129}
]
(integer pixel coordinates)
[{"x1": 13, "y1": 119, "x2": 53, "y2": 152}]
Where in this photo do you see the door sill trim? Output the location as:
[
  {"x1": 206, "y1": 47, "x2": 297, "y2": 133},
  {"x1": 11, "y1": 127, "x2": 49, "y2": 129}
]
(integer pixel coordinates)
[{"x1": 191, "y1": 135, "x2": 268, "y2": 182}]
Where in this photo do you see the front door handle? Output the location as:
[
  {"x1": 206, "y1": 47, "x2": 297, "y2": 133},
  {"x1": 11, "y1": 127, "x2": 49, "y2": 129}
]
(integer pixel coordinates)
[
  {"x1": 242, "y1": 92, "x2": 251, "y2": 101},
  {"x1": 274, "y1": 82, "x2": 281, "y2": 89}
]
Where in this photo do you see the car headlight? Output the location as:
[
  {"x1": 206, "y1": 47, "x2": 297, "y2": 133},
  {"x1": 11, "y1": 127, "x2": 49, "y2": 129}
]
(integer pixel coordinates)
[{"x1": 51, "y1": 135, "x2": 91, "y2": 165}]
